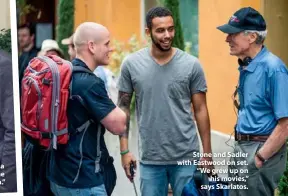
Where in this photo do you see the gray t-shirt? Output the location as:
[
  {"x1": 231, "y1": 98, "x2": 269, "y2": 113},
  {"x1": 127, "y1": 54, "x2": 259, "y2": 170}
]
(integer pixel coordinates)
[{"x1": 117, "y1": 47, "x2": 207, "y2": 165}]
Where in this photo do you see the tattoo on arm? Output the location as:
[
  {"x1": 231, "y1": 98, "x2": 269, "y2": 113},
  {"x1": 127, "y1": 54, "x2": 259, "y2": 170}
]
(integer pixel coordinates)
[{"x1": 117, "y1": 91, "x2": 133, "y2": 138}]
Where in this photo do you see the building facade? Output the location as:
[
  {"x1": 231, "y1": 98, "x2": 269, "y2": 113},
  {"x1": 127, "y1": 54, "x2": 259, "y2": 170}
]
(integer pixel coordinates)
[{"x1": 21, "y1": 0, "x2": 288, "y2": 135}]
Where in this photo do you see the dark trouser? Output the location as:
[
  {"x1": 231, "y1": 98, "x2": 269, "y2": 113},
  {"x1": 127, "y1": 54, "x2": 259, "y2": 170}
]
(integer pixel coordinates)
[{"x1": 228, "y1": 141, "x2": 286, "y2": 196}]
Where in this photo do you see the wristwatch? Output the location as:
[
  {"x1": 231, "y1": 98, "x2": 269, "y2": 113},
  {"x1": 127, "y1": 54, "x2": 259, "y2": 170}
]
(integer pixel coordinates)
[{"x1": 256, "y1": 151, "x2": 267, "y2": 163}]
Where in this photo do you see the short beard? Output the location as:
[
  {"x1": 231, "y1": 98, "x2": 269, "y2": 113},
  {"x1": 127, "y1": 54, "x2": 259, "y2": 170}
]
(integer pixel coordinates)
[
  {"x1": 21, "y1": 42, "x2": 32, "y2": 51},
  {"x1": 150, "y1": 31, "x2": 172, "y2": 52}
]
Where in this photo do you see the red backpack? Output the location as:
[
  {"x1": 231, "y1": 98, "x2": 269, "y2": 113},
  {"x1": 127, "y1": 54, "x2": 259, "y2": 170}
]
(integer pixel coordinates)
[
  {"x1": 21, "y1": 56, "x2": 117, "y2": 193},
  {"x1": 21, "y1": 55, "x2": 72, "y2": 149}
]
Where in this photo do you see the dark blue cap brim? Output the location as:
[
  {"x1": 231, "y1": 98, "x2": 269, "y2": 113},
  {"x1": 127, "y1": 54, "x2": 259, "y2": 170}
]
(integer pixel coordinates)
[{"x1": 217, "y1": 24, "x2": 244, "y2": 34}]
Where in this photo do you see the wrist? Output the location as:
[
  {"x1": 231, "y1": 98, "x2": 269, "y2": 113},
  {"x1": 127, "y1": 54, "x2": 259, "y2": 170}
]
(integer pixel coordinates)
[
  {"x1": 202, "y1": 148, "x2": 212, "y2": 155},
  {"x1": 120, "y1": 149, "x2": 129, "y2": 155},
  {"x1": 256, "y1": 151, "x2": 267, "y2": 163}
]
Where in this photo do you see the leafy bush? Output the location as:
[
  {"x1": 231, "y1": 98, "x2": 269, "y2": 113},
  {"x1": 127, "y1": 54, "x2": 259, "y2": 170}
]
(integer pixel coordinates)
[
  {"x1": 278, "y1": 144, "x2": 288, "y2": 195},
  {"x1": 56, "y1": 0, "x2": 74, "y2": 59},
  {"x1": 108, "y1": 34, "x2": 149, "y2": 74},
  {"x1": 164, "y1": 0, "x2": 185, "y2": 50},
  {"x1": 108, "y1": 35, "x2": 149, "y2": 116},
  {"x1": 0, "y1": 29, "x2": 11, "y2": 54},
  {"x1": 16, "y1": 0, "x2": 37, "y2": 18}
]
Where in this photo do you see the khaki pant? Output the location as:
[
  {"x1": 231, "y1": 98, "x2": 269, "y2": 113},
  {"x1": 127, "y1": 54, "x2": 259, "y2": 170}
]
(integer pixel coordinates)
[{"x1": 228, "y1": 141, "x2": 286, "y2": 196}]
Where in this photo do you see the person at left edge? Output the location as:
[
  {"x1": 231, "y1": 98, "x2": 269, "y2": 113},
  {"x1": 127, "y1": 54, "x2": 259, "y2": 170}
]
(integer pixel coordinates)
[{"x1": 0, "y1": 50, "x2": 17, "y2": 193}]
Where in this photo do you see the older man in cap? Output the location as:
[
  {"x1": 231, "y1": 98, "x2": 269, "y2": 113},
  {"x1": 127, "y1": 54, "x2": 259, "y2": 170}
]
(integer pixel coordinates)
[
  {"x1": 61, "y1": 34, "x2": 76, "y2": 60},
  {"x1": 217, "y1": 7, "x2": 288, "y2": 196}
]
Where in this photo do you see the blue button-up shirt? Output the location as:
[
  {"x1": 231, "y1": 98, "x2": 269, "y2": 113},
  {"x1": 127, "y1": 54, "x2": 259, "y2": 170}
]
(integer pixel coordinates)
[{"x1": 236, "y1": 46, "x2": 288, "y2": 135}]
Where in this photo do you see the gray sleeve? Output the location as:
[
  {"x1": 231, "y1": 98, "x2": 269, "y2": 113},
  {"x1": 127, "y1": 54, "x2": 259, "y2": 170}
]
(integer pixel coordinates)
[
  {"x1": 189, "y1": 59, "x2": 207, "y2": 95},
  {"x1": 116, "y1": 57, "x2": 134, "y2": 93}
]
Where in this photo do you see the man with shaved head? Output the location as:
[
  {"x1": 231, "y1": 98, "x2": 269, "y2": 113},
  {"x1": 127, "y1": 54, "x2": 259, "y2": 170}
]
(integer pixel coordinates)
[{"x1": 47, "y1": 22, "x2": 127, "y2": 196}]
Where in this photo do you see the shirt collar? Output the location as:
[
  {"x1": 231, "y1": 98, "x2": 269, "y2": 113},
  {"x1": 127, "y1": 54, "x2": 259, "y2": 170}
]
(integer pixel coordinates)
[
  {"x1": 238, "y1": 46, "x2": 268, "y2": 72},
  {"x1": 72, "y1": 58, "x2": 89, "y2": 69}
]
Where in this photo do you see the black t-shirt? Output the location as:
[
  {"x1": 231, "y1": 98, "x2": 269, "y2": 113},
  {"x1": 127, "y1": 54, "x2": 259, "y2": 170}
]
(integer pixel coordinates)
[{"x1": 48, "y1": 58, "x2": 116, "y2": 188}]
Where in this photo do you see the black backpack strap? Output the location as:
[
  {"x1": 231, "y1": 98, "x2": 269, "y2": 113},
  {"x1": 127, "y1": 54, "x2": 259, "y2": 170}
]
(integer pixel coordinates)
[
  {"x1": 72, "y1": 66, "x2": 95, "y2": 75},
  {"x1": 70, "y1": 66, "x2": 95, "y2": 96},
  {"x1": 69, "y1": 67, "x2": 103, "y2": 183}
]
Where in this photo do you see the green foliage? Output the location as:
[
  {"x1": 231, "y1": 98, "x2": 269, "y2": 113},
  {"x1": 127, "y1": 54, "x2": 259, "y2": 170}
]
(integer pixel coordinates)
[
  {"x1": 178, "y1": 0, "x2": 199, "y2": 57},
  {"x1": 108, "y1": 34, "x2": 149, "y2": 74},
  {"x1": 163, "y1": 0, "x2": 185, "y2": 50},
  {"x1": 278, "y1": 143, "x2": 288, "y2": 195},
  {"x1": 0, "y1": 29, "x2": 11, "y2": 54},
  {"x1": 56, "y1": 0, "x2": 74, "y2": 59},
  {"x1": 108, "y1": 35, "x2": 149, "y2": 116},
  {"x1": 184, "y1": 42, "x2": 192, "y2": 54},
  {"x1": 156, "y1": 0, "x2": 164, "y2": 5},
  {"x1": 16, "y1": 0, "x2": 37, "y2": 18}
]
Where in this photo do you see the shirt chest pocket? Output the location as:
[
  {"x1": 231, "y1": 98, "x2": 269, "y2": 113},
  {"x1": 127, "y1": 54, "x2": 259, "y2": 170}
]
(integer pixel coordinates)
[
  {"x1": 246, "y1": 83, "x2": 266, "y2": 107},
  {"x1": 167, "y1": 78, "x2": 190, "y2": 99}
]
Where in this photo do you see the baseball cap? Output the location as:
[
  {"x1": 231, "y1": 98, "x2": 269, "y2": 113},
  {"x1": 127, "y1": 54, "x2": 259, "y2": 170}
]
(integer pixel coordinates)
[
  {"x1": 61, "y1": 34, "x2": 74, "y2": 45},
  {"x1": 217, "y1": 7, "x2": 266, "y2": 34}
]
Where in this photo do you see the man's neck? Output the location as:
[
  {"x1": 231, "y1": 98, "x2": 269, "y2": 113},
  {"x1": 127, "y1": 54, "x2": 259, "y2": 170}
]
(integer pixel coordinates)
[
  {"x1": 22, "y1": 43, "x2": 34, "y2": 52},
  {"x1": 76, "y1": 54, "x2": 97, "y2": 71},
  {"x1": 150, "y1": 45, "x2": 175, "y2": 60},
  {"x1": 238, "y1": 45, "x2": 263, "y2": 60}
]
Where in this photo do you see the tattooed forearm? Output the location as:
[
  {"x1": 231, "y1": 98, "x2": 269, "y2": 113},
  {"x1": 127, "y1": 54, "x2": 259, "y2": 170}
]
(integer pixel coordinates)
[{"x1": 117, "y1": 91, "x2": 133, "y2": 138}]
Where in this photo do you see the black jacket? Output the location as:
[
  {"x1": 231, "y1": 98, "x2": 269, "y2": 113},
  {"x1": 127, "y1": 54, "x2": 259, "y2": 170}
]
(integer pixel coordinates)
[
  {"x1": 0, "y1": 50, "x2": 17, "y2": 192},
  {"x1": 18, "y1": 47, "x2": 39, "y2": 95}
]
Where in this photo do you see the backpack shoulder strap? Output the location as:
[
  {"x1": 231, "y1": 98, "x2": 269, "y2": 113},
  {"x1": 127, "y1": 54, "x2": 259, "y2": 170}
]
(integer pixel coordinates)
[
  {"x1": 70, "y1": 65, "x2": 96, "y2": 96},
  {"x1": 71, "y1": 94, "x2": 103, "y2": 183},
  {"x1": 72, "y1": 66, "x2": 95, "y2": 75}
]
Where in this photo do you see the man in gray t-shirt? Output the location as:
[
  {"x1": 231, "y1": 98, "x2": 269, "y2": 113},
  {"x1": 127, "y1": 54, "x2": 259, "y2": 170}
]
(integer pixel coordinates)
[{"x1": 117, "y1": 7, "x2": 213, "y2": 196}]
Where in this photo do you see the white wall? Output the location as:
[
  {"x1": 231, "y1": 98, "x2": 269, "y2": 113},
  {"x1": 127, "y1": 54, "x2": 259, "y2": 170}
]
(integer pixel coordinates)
[{"x1": 0, "y1": 0, "x2": 10, "y2": 29}]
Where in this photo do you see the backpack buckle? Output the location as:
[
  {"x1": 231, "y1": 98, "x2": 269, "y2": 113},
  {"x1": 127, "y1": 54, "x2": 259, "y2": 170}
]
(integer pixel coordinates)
[
  {"x1": 41, "y1": 132, "x2": 52, "y2": 139},
  {"x1": 42, "y1": 78, "x2": 51, "y2": 86}
]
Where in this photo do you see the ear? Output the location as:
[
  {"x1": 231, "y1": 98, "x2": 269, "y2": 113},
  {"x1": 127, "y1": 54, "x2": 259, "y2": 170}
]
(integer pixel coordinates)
[
  {"x1": 31, "y1": 34, "x2": 35, "y2": 41},
  {"x1": 249, "y1": 32, "x2": 257, "y2": 44},
  {"x1": 87, "y1": 41, "x2": 95, "y2": 54},
  {"x1": 145, "y1": 28, "x2": 151, "y2": 38}
]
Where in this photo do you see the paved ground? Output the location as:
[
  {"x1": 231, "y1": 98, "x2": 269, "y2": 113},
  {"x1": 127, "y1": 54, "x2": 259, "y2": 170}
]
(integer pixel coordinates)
[
  {"x1": 105, "y1": 120, "x2": 140, "y2": 196},
  {"x1": 105, "y1": 84, "x2": 141, "y2": 196}
]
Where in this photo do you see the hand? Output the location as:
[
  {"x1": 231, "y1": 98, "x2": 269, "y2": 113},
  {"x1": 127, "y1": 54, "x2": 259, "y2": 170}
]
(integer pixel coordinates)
[
  {"x1": 199, "y1": 156, "x2": 214, "y2": 176},
  {"x1": 254, "y1": 156, "x2": 263, "y2": 169},
  {"x1": 121, "y1": 152, "x2": 137, "y2": 182}
]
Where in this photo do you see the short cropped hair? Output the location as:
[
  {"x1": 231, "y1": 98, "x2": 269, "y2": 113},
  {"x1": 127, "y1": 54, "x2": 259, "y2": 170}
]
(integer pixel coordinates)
[
  {"x1": 18, "y1": 23, "x2": 36, "y2": 36},
  {"x1": 145, "y1": 6, "x2": 173, "y2": 29},
  {"x1": 244, "y1": 30, "x2": 267, "y2": 44}
]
